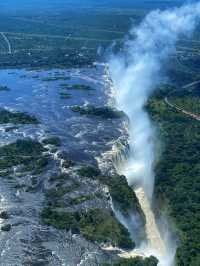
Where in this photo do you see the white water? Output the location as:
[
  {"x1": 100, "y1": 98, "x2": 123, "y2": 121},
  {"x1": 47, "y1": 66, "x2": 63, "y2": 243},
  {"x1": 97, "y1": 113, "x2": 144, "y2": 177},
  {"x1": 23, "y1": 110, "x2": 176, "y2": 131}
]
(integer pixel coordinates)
[
  {"x1": 108, "y1": 2, "x2": 200, "y2": 265},
  {"x1": 135, "y1": 187, "x2": 165, "y2": 256},
  {"x1": 103, "y1": 66, "x2": 168, "y2": 263}
]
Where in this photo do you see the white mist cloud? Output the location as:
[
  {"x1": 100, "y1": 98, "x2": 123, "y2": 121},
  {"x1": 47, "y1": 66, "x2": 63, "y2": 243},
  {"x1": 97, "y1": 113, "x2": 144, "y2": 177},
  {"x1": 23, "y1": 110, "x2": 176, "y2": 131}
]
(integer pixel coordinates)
[{"x1": 109, "y1": 2, "x2": 200, "y2": 199}]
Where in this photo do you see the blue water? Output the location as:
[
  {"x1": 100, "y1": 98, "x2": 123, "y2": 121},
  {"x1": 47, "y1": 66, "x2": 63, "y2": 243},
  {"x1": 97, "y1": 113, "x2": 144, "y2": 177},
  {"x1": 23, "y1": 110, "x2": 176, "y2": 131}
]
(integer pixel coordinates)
[{"x1": 0, "y1": 66, "x2": 122, "y2": 164}]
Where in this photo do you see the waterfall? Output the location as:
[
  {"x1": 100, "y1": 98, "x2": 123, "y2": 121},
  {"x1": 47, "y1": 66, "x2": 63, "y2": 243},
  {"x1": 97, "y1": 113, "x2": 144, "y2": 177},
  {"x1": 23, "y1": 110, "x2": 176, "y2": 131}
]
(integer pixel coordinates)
[
  {"x1": 108, "y1": 2, "x2": 200, "y2": 265},
  {"x1": 134, "y1": 187, "x2": 166, "y2": 256}
]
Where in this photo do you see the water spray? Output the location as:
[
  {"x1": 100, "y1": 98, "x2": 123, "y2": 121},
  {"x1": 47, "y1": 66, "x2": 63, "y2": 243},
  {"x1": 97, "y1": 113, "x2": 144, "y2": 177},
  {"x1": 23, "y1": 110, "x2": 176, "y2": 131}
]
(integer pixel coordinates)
[{"x1": 109, "y1": 2, "x2": 200, "y2": 265}]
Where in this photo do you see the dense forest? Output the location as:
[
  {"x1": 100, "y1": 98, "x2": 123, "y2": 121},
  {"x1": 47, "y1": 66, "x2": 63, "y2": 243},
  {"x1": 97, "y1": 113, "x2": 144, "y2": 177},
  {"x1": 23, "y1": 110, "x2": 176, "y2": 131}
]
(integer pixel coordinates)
[{"x1": 148, "y1": 89, "x2": 200, "y2": 266}]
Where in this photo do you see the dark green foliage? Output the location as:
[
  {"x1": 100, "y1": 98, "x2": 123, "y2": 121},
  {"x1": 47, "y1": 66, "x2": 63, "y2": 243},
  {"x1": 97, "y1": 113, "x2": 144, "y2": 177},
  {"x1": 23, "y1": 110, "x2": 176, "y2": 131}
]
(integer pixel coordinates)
[
  {"x1": 0, "y1": 109, "x2": 39, "y2": 124},
  {"x1": 0, "y1": 139, "x2": 45, "y2": 157},
  {"x1": 49, "y1": 173, "x2": 70, "y2": 182},
  {"x1": 69, "y1": 195, "x2": 95, "y2": 205},
  {"x1": 78, "y1": 166, "x2": 144, "y2": 219},
  {"x1": 78, "y1": 165, "x2": 100, "y2": 178},
  {"x1": 99, "y1": 175, "x2": 144, "y2": 218},
  {"x1": 168, "y1": 85, "x2": 200, "y2": 116},
  {"x1": 21, "y1": 157, "x2": 49, "y2": 175},
  {"x1": 0, "y1": 211, "x2": 9, "y2": 219},
  {"x1": 71, "y1": 105, "x2": 125, "y2": 119},
  {"x1": 61, "y1": 159, "x2": 75, "y2": 168},
  {"x1": 1, "y1": 224, "x2": 11, "y2": 232},
  {"x1": 42, "y1": 76, "x2": 70, "y2": 82},
  {"x1": 57, "y1": 152, "x2": 75, "y2": 169},
  {"x1": 0, "y1": 49, "x2": 96, "y2": 69},
  {"x1": 42, "y1": 137, "x2": 61, "y2": 146},
  {"x1": 79, "y1": 209, "x2": 134, "y2": 249},
  {"x1": 103, "y1": 256, "x2": 158, "y2": 266},
  {"x1": 61, "y1": 84, "x2": 93, "y2": 91},
  {"x1": 43, "y1": 167, "x2": 137, "y2": 249},
  {"x1": 0, "y1": 86, "x2": 10, "y2": 91},
  {"x1": 0, "y1": 139, "x2": 45, "y2": 156},
  {"x1": 41, "y1": 208, "x2": 78, "y2": 231},
  {"x1": 45, "y1": 174, "x2": 80, "y2": 208},
  {"x1": 0, "y1": 170, "x2": 11, "y2": 178},
  {"x1": 0, "y1": 139, "x2": 46, "y2": 170},
  {"x1": 108, "y1": 175, "x2": 141, "y2": 216},
  {"x1": 45, "y1": 183, "x2": 80, "y2": 200},
  {"x1": 41, "y1": 207, "x2": 134, "y2": 249},
  {"x1": 148, "y1": 95, "x2": 200, "y2": 266}
]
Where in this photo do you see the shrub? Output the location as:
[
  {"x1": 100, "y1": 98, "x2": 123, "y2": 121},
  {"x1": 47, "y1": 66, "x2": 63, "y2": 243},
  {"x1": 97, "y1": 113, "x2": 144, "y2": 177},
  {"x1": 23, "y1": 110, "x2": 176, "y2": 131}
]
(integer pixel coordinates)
[
  {"x1": 49, "y1": 173, "x2": 70, "y2": 182},
  {"x1": 41, "y1": 208, "x2": 78, "y2": 231},
  {"x1": 69, "y1": 195, "x2": 94, "y2": 205},
  {"x1": 99, "y1": 175, "x2": 144, "y2": 219},
  {"x1": 0, "y1": 86, "x2": 10, "y2": 91},
  {"x1": 103, "y1": 256, "x2": 158, "y2": 266},
  {"x1": 62, "y1": 160, "x2": 75, "y2": 168},
  {"x1": 78, "y1": 165, "x2": 100, "y2": 178},
  {"x1": 0, "y1": 211, "x2": 9, "y2": 219},
  {"x1": 61, "y1": 84, "x2": 92, "y2": 90},
  {"x1": 41, "y1": 207, "x2": 134, "y2": 249},
  {"x1": 79, "y1": 209, "x2": 135, "y2": 249},
  {"x1": 42, "y1": 137, "x2": 61, "y2": 146},
  {"x1": 1, "y1": 224, "x2": 11, "y2": 232},
  {"x1": 71, "y1": 105, "x2": 125, "y2": 119},
  {"x1": 45, "y1": 182, "x2": 80, "y2": 199},
  {"x1": 0, "y1": 109, "x2": 39, "y2": 124},
  {"x1": 0, "y1": 139, "x2": 46, "y2": 170}
]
